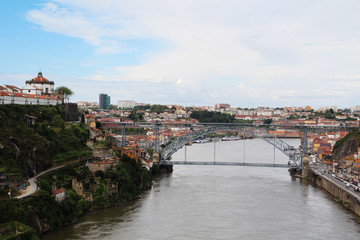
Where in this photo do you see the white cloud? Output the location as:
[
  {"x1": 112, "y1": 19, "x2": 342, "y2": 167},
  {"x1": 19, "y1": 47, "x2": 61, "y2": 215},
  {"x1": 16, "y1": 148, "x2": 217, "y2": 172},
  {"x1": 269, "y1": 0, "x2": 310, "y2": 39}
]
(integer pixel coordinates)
[
  {"x1": 176, "y1": 78, "x2": 183, "y2": 85},
  {"x1": 90, "y1": 75, "x2": 103, "y2": 81},
  {"x1": 27, "y1": 2, "x2": 103, "y2": 45},
  {"x1": 24, "y1": 0, "x2": 360, "y2": 107},
  {"x1": 237, "y1": 82, "x2": 246, "y2": 89}
]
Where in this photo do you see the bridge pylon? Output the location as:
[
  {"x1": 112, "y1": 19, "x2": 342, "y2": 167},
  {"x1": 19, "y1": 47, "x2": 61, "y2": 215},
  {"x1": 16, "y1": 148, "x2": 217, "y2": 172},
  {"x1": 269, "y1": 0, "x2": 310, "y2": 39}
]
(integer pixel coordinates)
[
  {"x1": 301, "y1": 155, "x2": 310, "y2": 177},
  {"x1": 152, "y1": 152, "x2": 159, "y2": 164},
  {"x1": 154, "y1": 121, "x2": 161, "y2": 152},
  {"x1": 152, "y1": 151, "x2": 173, "y2": 173}
]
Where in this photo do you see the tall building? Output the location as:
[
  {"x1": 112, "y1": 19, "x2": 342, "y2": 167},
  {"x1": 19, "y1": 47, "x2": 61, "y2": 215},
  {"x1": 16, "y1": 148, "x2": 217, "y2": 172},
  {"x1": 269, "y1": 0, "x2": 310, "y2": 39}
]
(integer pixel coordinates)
[{"x1": 99, "y1": 93, "x2": 110, "y2": 109}]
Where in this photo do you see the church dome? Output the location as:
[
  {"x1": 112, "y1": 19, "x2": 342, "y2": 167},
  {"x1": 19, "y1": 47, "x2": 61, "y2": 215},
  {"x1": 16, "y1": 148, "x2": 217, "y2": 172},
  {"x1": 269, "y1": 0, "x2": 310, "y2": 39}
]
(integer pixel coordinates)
[{"x1": 31, "y1": 72, "x2": 50, "y2": 83}]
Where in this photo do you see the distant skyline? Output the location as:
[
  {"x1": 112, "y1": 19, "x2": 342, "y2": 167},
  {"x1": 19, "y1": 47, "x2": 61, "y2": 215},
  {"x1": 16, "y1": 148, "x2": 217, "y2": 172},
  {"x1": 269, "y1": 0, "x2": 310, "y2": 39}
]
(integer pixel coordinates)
[{"x1": 1, "y1": 0, "x2": 360, "y2": 108}]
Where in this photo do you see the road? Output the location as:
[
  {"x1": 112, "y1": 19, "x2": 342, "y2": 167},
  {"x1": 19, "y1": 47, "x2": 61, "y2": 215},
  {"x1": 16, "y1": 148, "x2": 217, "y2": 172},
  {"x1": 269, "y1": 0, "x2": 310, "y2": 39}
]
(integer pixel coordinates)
[
  {"x1": 15, "y1": 165, "x2": 66, "y2": 199},
  {"x1": 311, "y1": 163, "x2": 360, "y2": 198}
]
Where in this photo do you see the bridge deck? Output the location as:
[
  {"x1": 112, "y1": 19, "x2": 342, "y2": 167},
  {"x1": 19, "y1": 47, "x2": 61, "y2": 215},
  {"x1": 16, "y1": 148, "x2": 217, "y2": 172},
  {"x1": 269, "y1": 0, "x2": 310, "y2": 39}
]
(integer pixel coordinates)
[{"x1": 162, "y1": 161, "x2": 289, "y2": 168}]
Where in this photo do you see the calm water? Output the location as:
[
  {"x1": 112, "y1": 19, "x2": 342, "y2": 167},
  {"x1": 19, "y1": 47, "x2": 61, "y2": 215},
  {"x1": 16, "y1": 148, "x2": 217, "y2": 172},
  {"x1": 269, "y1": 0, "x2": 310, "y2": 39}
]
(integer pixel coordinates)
[{"x1": 42, "y1": 139, "x2": 360, "y2": 239}]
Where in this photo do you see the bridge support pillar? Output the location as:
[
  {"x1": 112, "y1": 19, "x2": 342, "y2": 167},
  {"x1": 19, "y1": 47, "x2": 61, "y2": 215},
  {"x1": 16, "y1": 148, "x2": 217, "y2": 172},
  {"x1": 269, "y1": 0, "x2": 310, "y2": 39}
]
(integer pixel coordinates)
[
  {"x1": 151, "y1": 152, "x2": 173, "y2": 173},
  {"x1": 160, "y1": 164, "x2": 173, "y2": 173},
  {"x1": 152, "y1": 152, "x2": 159, "y2": 173},
  {"x1": 302, "y1": 155, "x2": 310, "y2": 178},
  {"x1": 152, "y1": 152, "x2": 159, "y2": 164}
]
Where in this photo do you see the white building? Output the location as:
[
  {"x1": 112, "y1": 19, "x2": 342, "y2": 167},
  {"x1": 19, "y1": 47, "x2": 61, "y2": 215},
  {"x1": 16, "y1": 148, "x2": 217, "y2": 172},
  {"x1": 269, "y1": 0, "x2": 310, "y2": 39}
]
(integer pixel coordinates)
[
  {"x1": 22, "y1": 85, "x2": 42, "y2": 95},
  {"x1": 52, "y1": 188, "x2": 66, "y2": 202},
  {"x1": 350, "y1": 105, "x2": 360, "y2": 112},
  {"x1": 317, "y1": 106, "x2": 338, "y2": 113},
  {"x1": 117, "y1": 100, "x2": 137, "y2": 109},
  {"x1": 77, "y1": 101, "x2": 99, "y2": 108},
  {"x1": 25, "y1": 72, "x2": 54, "y2": 95},
  {"x1": 0, "y1": 72, "x2": 62, "y2": 105}
]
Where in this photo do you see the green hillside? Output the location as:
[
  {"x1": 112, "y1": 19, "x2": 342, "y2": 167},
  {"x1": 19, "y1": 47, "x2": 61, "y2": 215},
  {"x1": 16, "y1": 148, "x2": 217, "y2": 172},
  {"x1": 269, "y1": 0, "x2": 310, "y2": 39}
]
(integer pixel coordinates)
[{"x1": 0, "y1": 105, "x2": 91, "y2": 179}]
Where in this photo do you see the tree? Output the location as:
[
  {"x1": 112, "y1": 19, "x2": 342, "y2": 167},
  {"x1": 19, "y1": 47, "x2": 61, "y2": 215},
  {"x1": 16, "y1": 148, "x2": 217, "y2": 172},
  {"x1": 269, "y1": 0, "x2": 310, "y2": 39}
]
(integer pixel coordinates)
[
  {"x1": 51, "y1": 114, "x2": 65, "y2": 129},
  {"x1": 55, "y1": 86, "x2": 74, "y2": 103},
  {"x1": 263, "y1": 119, "x2": 272, "y2": 125},
  {"x1": 128, "y1": 111, "x2": 144, "y2": 121},
  {"x1": 95, "y1": 121, "x2": 103, "y2": 129},
  {"x1": 95, "y1": 170, "x2": 104, "y2": 178},
  {"x1": 150, "y1": 104, "x2": 168, "y2": 114}
]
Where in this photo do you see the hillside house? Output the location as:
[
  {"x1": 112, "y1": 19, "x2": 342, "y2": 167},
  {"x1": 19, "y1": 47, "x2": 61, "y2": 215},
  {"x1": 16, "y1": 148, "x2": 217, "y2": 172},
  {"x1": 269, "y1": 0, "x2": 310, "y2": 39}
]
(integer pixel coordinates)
[{"x1": 51, "y1": 188, "x2": 66, "y2": 202}]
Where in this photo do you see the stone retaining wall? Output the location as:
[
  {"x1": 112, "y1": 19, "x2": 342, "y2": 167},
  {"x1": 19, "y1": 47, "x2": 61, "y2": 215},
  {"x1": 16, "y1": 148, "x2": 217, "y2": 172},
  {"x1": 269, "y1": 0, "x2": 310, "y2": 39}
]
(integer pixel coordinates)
[{"x1": 313, "y1": 171, "x2": 360, "y2": 216}]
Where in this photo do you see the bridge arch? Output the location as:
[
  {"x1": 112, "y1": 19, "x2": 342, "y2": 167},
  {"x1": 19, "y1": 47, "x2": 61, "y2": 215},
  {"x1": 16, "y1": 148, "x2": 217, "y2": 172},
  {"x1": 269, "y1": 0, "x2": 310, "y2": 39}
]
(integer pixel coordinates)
[{"x1": 159, "y1": 125, "x2": 302, "y2": 169}]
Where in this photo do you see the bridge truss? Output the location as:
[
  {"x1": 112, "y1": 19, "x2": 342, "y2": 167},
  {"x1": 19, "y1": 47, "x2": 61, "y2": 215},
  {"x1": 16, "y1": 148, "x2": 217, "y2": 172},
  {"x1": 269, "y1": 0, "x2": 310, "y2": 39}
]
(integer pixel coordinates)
[{"x1": 159, "y1": 124, "x2": 302, "y2": 169}]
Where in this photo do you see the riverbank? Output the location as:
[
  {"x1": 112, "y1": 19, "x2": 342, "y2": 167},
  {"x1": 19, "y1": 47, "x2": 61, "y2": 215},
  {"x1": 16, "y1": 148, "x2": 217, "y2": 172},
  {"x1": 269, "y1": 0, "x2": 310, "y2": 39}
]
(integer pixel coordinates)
[
  {"x1": 0, "y1": 155, "x2": 153, "y2": 240},
  {"x1": 310, "y1": 169, "x2": 360, "y2": 216}
]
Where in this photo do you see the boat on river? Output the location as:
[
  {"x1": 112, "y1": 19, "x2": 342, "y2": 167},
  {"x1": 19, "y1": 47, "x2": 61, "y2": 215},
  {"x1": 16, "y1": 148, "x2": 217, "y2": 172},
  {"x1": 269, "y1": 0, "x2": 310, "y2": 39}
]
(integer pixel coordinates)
[{"x1": 221, "y1": 137, "x2": 240, "y2": 141}]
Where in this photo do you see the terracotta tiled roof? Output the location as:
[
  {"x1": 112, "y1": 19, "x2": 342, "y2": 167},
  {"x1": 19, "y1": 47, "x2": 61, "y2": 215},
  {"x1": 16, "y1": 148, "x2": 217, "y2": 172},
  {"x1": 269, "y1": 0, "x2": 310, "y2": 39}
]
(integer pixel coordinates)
[
  {"x1": 0, "y1": 91, "x2": 11, "y2": 96},
  {"x1": 27, "y1": 94, "x2": 37, "y2": 98},
  {"x1": 5, "y1": 85, "x2": 22, "y2": 92},
  {"x1": 30, "y1": 72, "x2": 50, "y2": 83},
  {"x1": 13, "y1": 92, "x2": 25, "y2": 97},
  {"x1": 52, "y1": 188, "x2": 65, "y2": 195}
]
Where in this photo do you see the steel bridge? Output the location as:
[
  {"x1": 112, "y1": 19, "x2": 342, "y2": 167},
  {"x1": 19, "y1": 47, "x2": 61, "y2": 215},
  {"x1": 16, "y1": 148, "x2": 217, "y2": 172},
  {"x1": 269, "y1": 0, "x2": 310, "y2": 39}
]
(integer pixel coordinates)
[
  {"x1": 158, "y1": 124, "x2": 302, "y2": 169},
  {"x1": 102, "y1": 121, "x2": 356, "y2": 170}
]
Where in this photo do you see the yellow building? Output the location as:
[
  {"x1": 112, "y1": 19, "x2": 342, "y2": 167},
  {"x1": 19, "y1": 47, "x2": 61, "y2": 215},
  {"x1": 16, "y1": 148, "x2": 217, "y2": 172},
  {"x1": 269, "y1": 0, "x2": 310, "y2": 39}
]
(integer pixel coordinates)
[
  {"x1": 305, "y1": 105, "x2": 312, "y2": 111},
  {"x1": 90, "y1": 121, "x2": 96, "y2": 128}
]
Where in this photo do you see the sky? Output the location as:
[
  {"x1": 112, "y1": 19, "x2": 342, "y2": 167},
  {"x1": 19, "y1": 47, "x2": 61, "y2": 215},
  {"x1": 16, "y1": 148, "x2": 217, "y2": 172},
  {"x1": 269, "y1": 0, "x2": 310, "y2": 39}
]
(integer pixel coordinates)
[{"x1": 1, "y1": 0, "x2": 360, "y2": 108}]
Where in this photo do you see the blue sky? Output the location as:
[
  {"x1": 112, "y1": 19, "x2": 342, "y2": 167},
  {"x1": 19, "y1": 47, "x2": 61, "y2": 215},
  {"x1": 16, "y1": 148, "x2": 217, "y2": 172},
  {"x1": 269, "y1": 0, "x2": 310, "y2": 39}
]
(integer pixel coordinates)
[{"x1": 1, "y1": 0, "x2": 360, "y2": 108}]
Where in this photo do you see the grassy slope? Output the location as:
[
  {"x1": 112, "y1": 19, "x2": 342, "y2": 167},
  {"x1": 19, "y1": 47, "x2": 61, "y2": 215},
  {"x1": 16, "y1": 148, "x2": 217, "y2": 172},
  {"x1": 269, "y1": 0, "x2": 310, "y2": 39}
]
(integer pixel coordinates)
[{"x1": 0, "y1": 105, "x2": 91, "y2": 178}]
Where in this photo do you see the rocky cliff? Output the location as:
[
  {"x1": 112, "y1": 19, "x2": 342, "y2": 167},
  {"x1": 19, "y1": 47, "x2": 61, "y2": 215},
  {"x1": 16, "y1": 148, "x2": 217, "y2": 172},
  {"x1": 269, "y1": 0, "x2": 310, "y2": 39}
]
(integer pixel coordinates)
[{"x1": 332, "y1": 130, "x2": 360, "y2": 160}]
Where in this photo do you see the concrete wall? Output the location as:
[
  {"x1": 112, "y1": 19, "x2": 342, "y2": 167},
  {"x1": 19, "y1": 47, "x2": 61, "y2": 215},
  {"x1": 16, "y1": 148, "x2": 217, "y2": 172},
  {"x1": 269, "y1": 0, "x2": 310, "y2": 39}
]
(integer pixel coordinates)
[
  {"x1": 313, "y1": 171, "x2": 360, "y2": 216},
  {"x1": 92, "y1": 148, "x2": 112, "y2": 158},
  {"x1": 72, "y1": 178, "x2": 84, "y2": 196},
  {"x1": 88, "y1": 162, "x2": 113, "y2": 174},
  {"x1": 64, "y1": 103, "x2": 79, "y2": 121}
]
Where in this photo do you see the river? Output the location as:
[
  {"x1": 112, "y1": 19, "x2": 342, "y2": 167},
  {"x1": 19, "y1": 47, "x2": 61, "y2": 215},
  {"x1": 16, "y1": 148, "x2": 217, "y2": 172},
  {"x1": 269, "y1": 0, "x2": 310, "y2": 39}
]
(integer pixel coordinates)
[{"x1": 42, "y1": 139, "x2": 360, "y2": 239}]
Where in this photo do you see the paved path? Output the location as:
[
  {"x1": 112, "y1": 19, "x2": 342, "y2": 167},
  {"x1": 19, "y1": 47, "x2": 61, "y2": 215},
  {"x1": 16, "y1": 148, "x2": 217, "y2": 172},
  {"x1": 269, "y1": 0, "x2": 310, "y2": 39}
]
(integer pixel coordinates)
[{"x1": 15, "y1": 165, "x2": 66, "y2": 199}]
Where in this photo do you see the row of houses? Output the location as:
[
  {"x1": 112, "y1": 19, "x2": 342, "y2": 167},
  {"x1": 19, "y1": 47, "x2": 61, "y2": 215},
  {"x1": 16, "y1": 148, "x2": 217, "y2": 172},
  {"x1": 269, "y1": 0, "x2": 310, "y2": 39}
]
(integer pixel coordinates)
[
  {"x1": 334, "y1": 147, "x2": 360, "y2": 183},
  {"x1": 0, "y1": 72, "x2": 63, "y2": 105},
  {"x1": 0, "y1": 91, "x2": 62, "y2": 105}
]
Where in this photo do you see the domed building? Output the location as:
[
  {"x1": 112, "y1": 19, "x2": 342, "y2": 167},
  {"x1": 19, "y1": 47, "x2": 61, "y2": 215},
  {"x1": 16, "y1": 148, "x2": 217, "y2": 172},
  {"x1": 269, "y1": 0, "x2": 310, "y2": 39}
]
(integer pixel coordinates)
[
  {"x1": 1, "y1": 71, "x2": 63, "y2": 105},
  {"x1": 25, "y1": 71, "x2": 54, "y2": 95}
]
